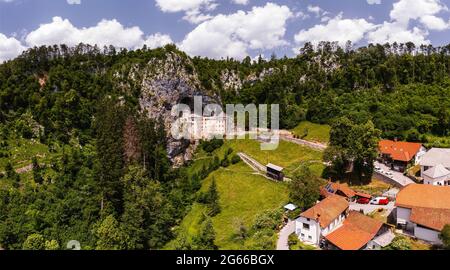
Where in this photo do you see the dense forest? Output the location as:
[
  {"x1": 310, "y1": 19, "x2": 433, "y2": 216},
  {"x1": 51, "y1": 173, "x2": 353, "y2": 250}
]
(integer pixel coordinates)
[{"x1": 0, "y1": 41, "x2": 450, "y2": 249}]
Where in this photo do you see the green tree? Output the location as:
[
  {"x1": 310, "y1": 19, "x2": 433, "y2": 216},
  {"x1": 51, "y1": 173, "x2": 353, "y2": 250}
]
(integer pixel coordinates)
[
  {"x1": 205, "y1": 179, "x2": 221, "y2": 216},
  {"x1": 45, "y1": 240, "x2": 60, "y2": 250},
  {"x1": 194, "y1": 217, "x2": 217, "y2": 250},
  {"x1": 22, "y1": 233, "x2": 45, "y2": 250},
  {"x1": 440, "y1": 224, "x2": 450, "y2": 249},
  {"x1": 94, "y1": 215, "x2": 128, "y2": 250},
  {"x1": 288, "y1": 165, "x2": 320, "y2": 210},
  {"x1": 384, "y1": 236, "x2": 412, "y2": 250}
]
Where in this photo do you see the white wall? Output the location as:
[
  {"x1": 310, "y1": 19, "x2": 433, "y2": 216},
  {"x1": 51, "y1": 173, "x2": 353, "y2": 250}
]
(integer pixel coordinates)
[
  {"x1": 296, "y1": 213, "x2": 346, "y2": 245},
  {"x1": 295, "y1": 217, "x2": 320, "y2": 245},
  {"x1": 415, "y1": 147, "x2": 427, "y2": 165},
  {"x1": 414, "y1": 226, "x2": 442, "y2": 245},
  {"x1": 423, "y1": 174, "x2": 449, "y2": 186},
  {"x1": 396, "y1": 207, "x2": 411, "y2": 225}
]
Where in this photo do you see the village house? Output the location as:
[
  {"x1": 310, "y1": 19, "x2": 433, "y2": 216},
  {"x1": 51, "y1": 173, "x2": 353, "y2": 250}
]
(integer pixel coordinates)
[
  {"x1": 378, "y1": 140, "x2": 426, "y2": 172},
  {"x1": 295, "y1": 195, "x2": 387, "y2": 249},
  {"x1": 395, "y1": 184, "x2": 450, "y2": 244},
  {"x1": 320, "y1": 181, "x2": 371, "y2": 202},
  {"x1": 419, "y1": 148, "x2": 450, "y2": 186},
  {"x1": 325, "y1": 211, "x2": 387, "y2": 250},
  {"x1": 295, "y1": 195, "x2": 349, "y2": 246}
]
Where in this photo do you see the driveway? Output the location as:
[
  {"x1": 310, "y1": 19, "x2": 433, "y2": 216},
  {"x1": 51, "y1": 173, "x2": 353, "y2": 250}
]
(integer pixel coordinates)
[
  {"x1": 374, "y1": 161, "x2": 415, "y2": 187},
  {"x1": 276, "y1": 220, "x2": 295, "y2": 250},
  {"x1": 349, "y1": 201, "x2": 395, "y2": 215}
]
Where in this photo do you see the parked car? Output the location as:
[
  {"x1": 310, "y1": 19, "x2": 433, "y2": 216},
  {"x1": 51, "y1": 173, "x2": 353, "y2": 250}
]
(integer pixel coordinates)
[
  {"x1": 386, "y1": 171, "x2": 394, "y2": 177},
  {"x1": 370, "y1": 197, "x2": 390, "y2": 205},
  {"x1": 356, "y1": 197, "x2": 370, "y2": 204}
]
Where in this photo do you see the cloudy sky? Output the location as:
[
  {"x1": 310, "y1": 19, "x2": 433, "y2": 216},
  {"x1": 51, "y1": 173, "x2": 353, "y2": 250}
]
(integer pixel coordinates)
[{"x1": 1, "y1": 0, "x2": 450, "y2": 62}]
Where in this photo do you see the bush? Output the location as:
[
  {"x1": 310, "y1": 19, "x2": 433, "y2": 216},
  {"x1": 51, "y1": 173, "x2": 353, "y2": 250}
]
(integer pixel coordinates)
[
  {"x1": 201, "y1": 139, "x2": 224, "y2": 153},
  {"x1": 231, "y1": 154, "x2": 241, "y2": 164},
  {"x1": 253, "y1": 209, "x2": 283, "y2": 231},
  {"x1": 383, "y1": 236, "x2": 412, "y2": 250},
  {"x1": 288, "y1": 233, "x2": 299, "y2": 247},
  {"x1": 221, "y1": 158, "x2": 230, "y2": 168}
]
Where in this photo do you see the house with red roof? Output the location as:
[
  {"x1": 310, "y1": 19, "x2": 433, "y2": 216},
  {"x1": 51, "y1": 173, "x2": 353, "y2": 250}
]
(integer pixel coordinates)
[
  {"x1": 395, "y1": 184, "x2": 450, "y2": 244},
  {"x1": 378, "y1": 140, "x2": 426, "y2": 172},
  {"x1": 295, "y1": 195, "x2": 388, "y2": 250}
]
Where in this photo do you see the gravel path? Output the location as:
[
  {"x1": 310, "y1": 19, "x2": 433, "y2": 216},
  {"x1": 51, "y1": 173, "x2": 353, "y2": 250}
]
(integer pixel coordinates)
[{"x1": 276, "y1": 220, "x2": 295, "y2": 250}]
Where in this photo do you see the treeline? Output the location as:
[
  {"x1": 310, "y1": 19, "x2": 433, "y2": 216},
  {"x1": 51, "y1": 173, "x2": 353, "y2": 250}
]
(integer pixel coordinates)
[
  {"x1": 193, "y1": 41, "x2": 450, "y2": 142},
  {"x1": 0, "y1": 97, "x2": 198, "y2": 250}
]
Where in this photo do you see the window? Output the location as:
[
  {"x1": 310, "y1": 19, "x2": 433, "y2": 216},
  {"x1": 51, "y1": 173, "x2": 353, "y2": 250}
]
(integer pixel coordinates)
[
  {"x1": 301, "y1": 234, "x2": 305, "y2": 238},
  {"x1": 306, "y1": 218, "x2": 310, "y2": 221},
  {"x1": 308, "y1": 236, "x2": 312, "y2": 240},
  {"x1": 303, "y1": 223, "x2": 310, "y2": 230}
]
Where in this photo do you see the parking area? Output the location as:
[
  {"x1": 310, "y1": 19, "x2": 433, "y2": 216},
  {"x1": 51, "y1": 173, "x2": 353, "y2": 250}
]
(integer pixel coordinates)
[
  {"x1": 349, "y1": 201, "x2": 395, "y2": 215},
  {"x1": 374, "y1": 161, "x2": 415, "y2": 187}
]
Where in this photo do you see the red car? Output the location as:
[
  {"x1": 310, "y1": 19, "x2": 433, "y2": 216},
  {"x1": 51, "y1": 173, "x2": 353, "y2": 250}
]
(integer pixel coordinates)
[
  {"x1": 370, "y1": 197, "x2": 390, "y2": 205},
  {"x1": 356, "y1": 197, "x2": 370, "y2": 204}
]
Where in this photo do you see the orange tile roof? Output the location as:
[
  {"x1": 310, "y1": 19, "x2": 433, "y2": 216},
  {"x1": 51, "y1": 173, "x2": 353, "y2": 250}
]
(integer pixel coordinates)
[
  {"x1": 301, "y1": 195, "x2": 349, "y2": 229},
  {"x1": 325, "y1": 211, "x2": 384, "y2": 250},
  {"x1": 378, "y1": 140, "x2": 423, "y2": 162},
  {"x1": 395, "y1": 184, "x2": 450, "y2": 210},
  {"x1": 321, "y1": 182, "x2": 357, "y2": 199},
  {"x1": 355, "y1": 192, "x2": 372, "y2": 199},
  {"x1": 410, "y1": 207, "x2": 450, "y2": 231}
]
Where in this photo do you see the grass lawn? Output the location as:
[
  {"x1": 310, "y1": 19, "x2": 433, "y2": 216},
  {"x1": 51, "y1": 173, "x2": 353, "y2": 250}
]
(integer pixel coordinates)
[
  {"x1": 167, "y1": 162, "x2": 289, "y2": 250},
  {"x1": 291, "y1": 121, "x2": 331, "y2": 144},
  {"x1": 0, "y1": 138, "x2": 53, "y2": 171},
  {"x1": 350, "y1": 179, "x2": 391, "y2": 196},
  {"x1": 226, "y1": 139, "x2": 325, "y2": 177}
]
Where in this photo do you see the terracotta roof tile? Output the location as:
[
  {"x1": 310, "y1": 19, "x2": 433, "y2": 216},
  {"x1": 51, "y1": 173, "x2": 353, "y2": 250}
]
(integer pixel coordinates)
[
  {"x1": 325, "y1": 211, "x2": 383, "y2": 250},
  {"x1": 378, "y1": 140, "x2": 423, "y2": 162},
  {"x1": 410, "y1": 207, "x2": 450, "y2": 231},
  {"x1": 321, "y1": 182, "x2": 356, "y2": 199},
  {"x1": 395, "y1": 184, "x2": 450, "y2": 210},
  {"x1": 300, "y1": 195, "x2": 349, "y2": 229}
]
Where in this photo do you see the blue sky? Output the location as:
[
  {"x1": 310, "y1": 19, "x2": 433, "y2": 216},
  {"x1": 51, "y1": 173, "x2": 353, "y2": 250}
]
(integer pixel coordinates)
[{"x1": 1, "y1": 0, "x2": 450, "y2": 62}]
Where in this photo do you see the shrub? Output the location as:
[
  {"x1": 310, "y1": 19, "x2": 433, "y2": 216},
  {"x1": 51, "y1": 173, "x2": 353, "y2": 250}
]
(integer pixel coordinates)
[{"x1": 231, "y1": 154, "x2": 241, "y2": 164}]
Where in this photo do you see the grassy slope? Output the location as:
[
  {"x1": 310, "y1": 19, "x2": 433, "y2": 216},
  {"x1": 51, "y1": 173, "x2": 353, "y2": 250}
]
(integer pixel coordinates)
[
  {"x1": 291, "y1": 121, "x2": 331, "y2": 144},
  {"x1": 167, "y1": 162, "x2": 288, "y2": 250},
  {"x1": 0, "y1": 138, "x2": 53, "y2": 170},
  {"x1": 226, "y1": 139, "x2": 325, "y2": 177}
]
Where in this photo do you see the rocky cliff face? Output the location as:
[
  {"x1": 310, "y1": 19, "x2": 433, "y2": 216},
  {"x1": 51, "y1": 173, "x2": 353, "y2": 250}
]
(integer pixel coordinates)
[{"x1": 113, "y1": 52, "x2": 220, "y2": 166}]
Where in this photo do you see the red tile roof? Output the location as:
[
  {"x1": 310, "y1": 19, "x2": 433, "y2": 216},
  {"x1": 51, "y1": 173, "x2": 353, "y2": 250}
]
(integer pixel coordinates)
[
  {"x1": 325, "y1": 211, "x2": 384, "y2": 250},
  {"x1": 301, "y1": 195, "x2": 349, "y2": 229},
  {"x1": 321, "y1": 182, "x2": 357, "y2": 199},
  {"x1": 378, "y1": 140, "x2": 423, "y2": 162},
  {"x1": 396, "y1": 184, "x2": 450, "y2": 210},
  {"x1": 396, "y1": 184, "x2": 450, "y2": 231},
  {"x1": 410, "y1": 207, "x2": 450, "y2": 231}
]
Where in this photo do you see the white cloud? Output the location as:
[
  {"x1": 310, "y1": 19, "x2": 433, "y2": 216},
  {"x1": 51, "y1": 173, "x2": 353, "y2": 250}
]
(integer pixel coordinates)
[
  {"x1": 155, "y1": 0, "x2": 217, "y2": 24},
  {"x1": 293, "y1": 0, "x2": 449, "y2": 50},
  {"x1": 25, "y1": 17, "x2": 144, "y2": 48},
  {"x1": 0, "y1": 17, "x2": 173, "y2": 62},
  {"x1": 231, "y1": 0, "x2": 249, "y2": 5},
  {"x1": 367, "y1": 0, "x2": 381, "y2": 5},
  {"x1": 307, "y1": 5, "x2": 323, "y2": 17},
  {"x1": 390, "y1": 0, "x2": 447, "y2": 26},
  {"x1": 179, "y1": 2, "x2": 293, "y2": 59},
  {"x1": 366, "y1": 0, "x2": 449, "y2": 44},
  {"x1": 141, "y1": 33, "x2": 173, "y2": 49},
  {"x1": 420, "y1": 15, "x2": 450, "y2": 30},
  {"x1": 294, "y1": 14, "x2": 375, "y2": 47},
  {"x1": 67, "y1": 0, "x2": 81, "y2": 4},
  {"x1": 367, "y1": 21, "x2": 430, "y2": 44},
  {"x1": 0, "y1": 33, "x2": 26, "y2": 62}
]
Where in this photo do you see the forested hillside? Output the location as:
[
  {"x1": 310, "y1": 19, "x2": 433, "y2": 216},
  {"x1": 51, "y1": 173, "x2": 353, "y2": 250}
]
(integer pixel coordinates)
[{"x1": 0, "y1": 41, "x2": 449, "y2": 250}]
